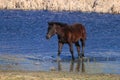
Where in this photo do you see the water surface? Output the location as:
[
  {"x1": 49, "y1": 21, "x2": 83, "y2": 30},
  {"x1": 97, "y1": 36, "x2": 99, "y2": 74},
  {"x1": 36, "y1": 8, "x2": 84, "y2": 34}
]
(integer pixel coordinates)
[{"x1": 0, "y1": 10, "x2": 120, "y2": 74}]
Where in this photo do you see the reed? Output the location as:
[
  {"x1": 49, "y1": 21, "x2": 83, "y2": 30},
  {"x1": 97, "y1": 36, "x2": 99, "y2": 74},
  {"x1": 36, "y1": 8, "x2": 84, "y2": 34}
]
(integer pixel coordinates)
[{"x1": 0, "y1": 0, "x2": 120, "y2": 13}]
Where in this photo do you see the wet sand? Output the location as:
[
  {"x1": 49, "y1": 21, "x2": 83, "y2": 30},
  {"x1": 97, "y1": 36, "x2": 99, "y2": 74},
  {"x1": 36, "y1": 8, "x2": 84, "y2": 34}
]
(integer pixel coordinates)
[{"x1": 0, "y1": 71, "x2": 120, "y2": 80}]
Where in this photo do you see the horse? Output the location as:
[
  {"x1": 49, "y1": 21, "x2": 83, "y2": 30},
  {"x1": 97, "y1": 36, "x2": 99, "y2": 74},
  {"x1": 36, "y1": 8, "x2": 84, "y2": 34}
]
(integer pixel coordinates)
[{"x1": 46, "y1": 22, "x2": 86, "y2": 60}]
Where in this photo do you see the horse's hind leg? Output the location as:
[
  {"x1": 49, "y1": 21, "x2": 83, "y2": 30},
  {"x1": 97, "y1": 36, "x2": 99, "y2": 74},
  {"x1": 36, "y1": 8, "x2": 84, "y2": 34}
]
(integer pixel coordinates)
[
  {"x1": 81, "y1": 39, "x2": 85, "y2": 57},
  {"x1": 75, "y1": 42, "x2": 81, "y2": 59}
]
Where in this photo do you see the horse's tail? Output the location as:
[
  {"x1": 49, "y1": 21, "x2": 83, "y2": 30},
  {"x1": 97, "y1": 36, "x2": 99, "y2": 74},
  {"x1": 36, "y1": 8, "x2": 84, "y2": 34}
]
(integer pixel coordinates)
[{"x1": 82, "y1": 25, "x2": 87, "y2": 40}]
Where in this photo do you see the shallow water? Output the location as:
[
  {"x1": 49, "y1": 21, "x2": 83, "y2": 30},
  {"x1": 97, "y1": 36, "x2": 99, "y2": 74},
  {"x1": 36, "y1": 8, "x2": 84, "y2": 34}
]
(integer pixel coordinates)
[
  {"x1": 0, "y1": 10, "x2": 120, "y2": 74},
  {"x1": 0, "y1": 54, "x2": 120, "y2": 74}
]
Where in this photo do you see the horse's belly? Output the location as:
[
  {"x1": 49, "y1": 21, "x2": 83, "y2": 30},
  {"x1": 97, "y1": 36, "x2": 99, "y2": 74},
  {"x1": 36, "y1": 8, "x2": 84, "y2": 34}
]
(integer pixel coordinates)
[{"x1": 71, "y1": 35, "x2": 81, "y2": 42}]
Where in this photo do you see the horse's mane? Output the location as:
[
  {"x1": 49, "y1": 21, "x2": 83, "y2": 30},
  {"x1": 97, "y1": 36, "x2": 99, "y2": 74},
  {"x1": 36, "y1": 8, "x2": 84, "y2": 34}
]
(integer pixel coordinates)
[{"x1": 48, "y1": 22, "x2": 68, "y2": 27}]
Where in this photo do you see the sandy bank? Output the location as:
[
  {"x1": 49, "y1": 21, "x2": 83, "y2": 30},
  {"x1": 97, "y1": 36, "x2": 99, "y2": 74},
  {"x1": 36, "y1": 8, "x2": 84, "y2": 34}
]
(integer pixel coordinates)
[
  {"x1": 0, "y1": 71, "x2": 120, "y2": 80},
  {"x1": 0, "y1": 0, "x2": 120, "y2": 14}
]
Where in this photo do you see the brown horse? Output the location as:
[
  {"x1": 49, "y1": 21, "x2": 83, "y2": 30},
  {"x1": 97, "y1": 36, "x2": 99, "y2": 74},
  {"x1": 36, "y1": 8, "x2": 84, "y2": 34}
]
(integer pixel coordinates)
[{"x1": 46, "y1": 22, "x2": 86, "y2": 60}]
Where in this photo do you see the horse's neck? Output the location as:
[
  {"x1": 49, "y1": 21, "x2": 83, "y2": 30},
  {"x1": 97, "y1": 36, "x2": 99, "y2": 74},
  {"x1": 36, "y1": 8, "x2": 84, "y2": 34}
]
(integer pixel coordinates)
[{"x1": 56, "y1": 26, "x2": 65, "y2": 37}]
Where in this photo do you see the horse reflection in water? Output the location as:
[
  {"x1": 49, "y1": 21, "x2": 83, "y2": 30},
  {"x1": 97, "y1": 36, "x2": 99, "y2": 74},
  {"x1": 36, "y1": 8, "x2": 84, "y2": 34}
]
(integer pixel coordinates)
[
  {"x1": 57, "y1": 59, "x2": 85, "y2": 73},
  {"x1": 70, "y1": 59, "x2": 85, "y2": 72}
]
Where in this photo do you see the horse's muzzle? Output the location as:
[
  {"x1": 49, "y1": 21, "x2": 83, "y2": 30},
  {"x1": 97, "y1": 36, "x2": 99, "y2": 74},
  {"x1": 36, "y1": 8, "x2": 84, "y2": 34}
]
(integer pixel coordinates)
[{"x1": 46, "y1": 35, "x2": 50, "y2": 39}]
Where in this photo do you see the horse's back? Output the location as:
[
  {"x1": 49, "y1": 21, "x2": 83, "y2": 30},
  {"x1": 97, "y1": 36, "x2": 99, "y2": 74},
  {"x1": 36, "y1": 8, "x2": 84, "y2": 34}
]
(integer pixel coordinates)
[{"x1": 72, "y1": 23, "x2": 85, "y2": 30}]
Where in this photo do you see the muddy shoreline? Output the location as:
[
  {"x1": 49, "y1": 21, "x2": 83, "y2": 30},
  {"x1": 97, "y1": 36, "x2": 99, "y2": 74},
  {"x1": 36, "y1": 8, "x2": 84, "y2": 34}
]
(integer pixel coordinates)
[{"x1": 0, "y1": 71, "x2": 120, "y2": 80}]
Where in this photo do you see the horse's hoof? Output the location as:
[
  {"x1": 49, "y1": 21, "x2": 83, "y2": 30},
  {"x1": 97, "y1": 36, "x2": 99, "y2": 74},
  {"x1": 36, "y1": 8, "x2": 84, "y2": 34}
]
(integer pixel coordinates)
[{"x1": 82, "y1": 55, "x2": 85, "y2": 57}]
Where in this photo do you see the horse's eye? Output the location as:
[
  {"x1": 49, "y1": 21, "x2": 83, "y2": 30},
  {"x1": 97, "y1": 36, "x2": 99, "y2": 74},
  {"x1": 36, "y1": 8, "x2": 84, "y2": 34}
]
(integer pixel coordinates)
[{"x1": 49, "y1": 26, "x2": 52, "y2": 30}]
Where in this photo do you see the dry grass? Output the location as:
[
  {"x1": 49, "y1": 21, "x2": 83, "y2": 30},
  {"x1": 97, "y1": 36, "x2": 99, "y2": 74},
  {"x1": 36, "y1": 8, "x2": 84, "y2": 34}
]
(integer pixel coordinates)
[
  {"x1": 0, "y1": 0, "x2": 120, "y2": 13},
  {"x1": 0, "y1": 71, "x2": 120, "y2": 80}
]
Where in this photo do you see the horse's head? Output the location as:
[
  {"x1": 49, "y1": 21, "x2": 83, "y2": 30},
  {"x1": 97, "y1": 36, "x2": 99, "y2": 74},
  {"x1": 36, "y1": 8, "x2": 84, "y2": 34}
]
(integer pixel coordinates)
[{"x1": 46, "y1": 22, "x2": 57, "y2": 39}]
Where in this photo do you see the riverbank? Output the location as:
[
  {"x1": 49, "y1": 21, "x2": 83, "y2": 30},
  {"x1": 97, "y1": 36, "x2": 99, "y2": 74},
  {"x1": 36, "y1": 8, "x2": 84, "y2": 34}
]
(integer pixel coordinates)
[
  {"x1": 0, "y1": 0, "x2": 120, "y2": 14},
  {"x1": 0, "y1": 71, "x2": 120, "y2": 80}
]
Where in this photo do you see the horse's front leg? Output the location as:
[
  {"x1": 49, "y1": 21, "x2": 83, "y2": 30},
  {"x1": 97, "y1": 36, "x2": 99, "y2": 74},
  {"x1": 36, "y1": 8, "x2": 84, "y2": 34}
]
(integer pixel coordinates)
[
  {"x1": 81, "y1": 39, "x2": 85, "y2": 57},
  {"x1": 57, "y1": 42, "x2": 63, "y2": 61},
  {"x1": 68, "y1": 43, "x2": 75, "y2": 61}
]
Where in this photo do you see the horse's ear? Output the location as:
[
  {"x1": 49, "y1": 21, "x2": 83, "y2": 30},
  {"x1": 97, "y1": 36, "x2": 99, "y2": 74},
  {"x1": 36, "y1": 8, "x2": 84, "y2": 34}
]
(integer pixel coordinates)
[{"x1": 48, "y1": 22, "x2": 52, "y2": 25}]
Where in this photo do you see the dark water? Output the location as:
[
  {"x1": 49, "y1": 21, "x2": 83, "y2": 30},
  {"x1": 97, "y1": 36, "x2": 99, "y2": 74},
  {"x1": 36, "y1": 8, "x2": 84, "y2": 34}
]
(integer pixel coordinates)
[{"x1": 0, "y1": 10, "x2": 120, "y2": 74}]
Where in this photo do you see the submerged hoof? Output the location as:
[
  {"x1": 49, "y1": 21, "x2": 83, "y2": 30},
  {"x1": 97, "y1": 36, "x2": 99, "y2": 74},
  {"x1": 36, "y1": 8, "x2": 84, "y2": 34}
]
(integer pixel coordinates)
[
  {"x1": 79, "y1": 55, "x2": 85, "y2": 59},
  {"x1": 71, "y1": 57, "x2": 75, "y2": 61}
]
